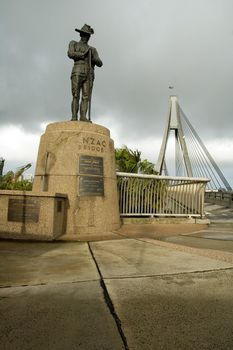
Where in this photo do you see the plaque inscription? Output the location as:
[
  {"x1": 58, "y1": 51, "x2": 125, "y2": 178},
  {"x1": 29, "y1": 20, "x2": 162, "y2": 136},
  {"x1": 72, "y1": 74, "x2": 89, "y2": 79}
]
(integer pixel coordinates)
[
  {"x1": 79, "y1": 155, "x2": 104, "y2": 196},
  {"x1": 79, "y1": 176, "x2": 104, "y2": 196},
  {"x1": 79, "y1": 155, "x2": 103, "y2": 176},
  {"x1": 8, "y1": 198, "x2": 40, "y2": 223}
]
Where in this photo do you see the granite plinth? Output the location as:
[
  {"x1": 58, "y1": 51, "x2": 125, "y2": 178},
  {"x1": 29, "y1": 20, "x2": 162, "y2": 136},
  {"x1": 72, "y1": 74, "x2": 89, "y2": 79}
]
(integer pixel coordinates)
[{"x1": 33, "y1": 121, "x2": 120, "y2": 238}]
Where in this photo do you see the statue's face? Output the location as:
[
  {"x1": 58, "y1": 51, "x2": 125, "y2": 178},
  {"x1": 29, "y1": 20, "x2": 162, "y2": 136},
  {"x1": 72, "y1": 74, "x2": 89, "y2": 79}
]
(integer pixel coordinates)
[{"x1": 80, "y1": 33, "x2": 90, "y2": 43}]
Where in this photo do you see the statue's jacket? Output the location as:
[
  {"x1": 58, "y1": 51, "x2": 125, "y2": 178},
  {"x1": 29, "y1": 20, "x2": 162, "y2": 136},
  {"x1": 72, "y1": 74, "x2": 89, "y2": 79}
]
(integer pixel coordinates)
[{"x1": 68, "y1": 40, "x2": 103, "y2": 79}]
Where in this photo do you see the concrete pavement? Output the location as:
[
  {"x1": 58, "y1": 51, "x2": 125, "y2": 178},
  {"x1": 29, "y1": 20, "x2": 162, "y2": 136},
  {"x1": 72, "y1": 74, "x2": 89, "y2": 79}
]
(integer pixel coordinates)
[
  {"x1": 1, "y1": 203, "x2": 233, "y2": 349},
  {"x1": 0, "y1": 281, "x2": 125, "y2": 350},
  {"x1": 157, "y1": 203, "x2": 233, "y2": 255},
  {"x1": 90, "y1": 239, "x2": 232, "y2": 278},
  {"x1": 105, "y1": 269, "x2": 233, "y2": 350},
  {"x1": 0, "y1": 241, "x2": 99, "y2": 287}
]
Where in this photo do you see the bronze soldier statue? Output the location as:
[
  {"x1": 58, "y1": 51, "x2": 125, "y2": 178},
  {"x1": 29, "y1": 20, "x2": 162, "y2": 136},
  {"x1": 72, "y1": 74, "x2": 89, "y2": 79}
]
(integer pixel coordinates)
[{"x1": 68, "y1": 24, "x2": 103, "y2": 122}]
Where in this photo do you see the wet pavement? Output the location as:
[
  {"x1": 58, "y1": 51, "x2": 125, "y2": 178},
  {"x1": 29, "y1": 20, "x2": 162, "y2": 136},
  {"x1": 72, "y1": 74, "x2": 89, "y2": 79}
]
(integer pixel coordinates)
[
  {"x1": 1, "y1": 203, "x2": 233, "y2": 350},
  {"x1": 158, "y1": 203, "x2": 233, "y2": 253},
  {"x1": 201, "y1": 232, "x2": 233, "y2": 240},
  {"x1": 204, "y1": 203, "x2": 233, "y2": 223}
]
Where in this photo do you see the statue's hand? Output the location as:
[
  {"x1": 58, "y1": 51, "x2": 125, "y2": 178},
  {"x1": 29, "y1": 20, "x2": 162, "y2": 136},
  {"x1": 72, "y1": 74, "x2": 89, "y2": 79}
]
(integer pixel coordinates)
[
  {"x1": 75, "y1": 49, "x2": 89, "y2": 60},
  {"x1": 83, "y1": 48, "x2": 90, "y2": 56},
  {"x1": 75, "y1": 52, "x2": 84, "y2": 59}
]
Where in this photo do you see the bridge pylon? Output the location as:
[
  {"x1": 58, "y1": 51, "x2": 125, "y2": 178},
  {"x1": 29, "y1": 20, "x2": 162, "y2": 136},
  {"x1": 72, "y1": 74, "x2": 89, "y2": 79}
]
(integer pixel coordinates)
[
  {"x1": 156, "y1": 95, "x2": 193, "y2": 176},
  {"x1": 155, "y1": 96, "x2": 232, "y2": 191}
]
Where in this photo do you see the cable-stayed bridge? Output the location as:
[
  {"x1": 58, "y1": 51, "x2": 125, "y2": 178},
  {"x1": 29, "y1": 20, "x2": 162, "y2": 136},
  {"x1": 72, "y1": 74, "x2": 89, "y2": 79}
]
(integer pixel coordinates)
[{"x1": 155, "y1": 96, "x2": 232, "y2": 192}]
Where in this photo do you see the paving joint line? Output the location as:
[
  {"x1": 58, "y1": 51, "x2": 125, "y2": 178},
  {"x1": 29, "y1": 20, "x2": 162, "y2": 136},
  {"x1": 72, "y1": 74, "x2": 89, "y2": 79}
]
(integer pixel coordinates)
[
  {"x1": 2, "y1": 267, "x2": 233, "y2": 290},
  {"x1": 101, "y1": 266, "x2": 233, "y2": 281},
  {"x1": 88, "y1": 242, "x2": 129, "y2": 350},
  {"x1": 0, "y1": 278, "x2": 100, "y2": 290}
]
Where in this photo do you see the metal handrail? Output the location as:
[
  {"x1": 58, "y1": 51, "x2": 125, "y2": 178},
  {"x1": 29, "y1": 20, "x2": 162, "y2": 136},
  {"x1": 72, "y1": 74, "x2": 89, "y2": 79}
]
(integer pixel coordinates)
[
  {"x1": 117, "y1": 172, "x2": 209, "y2": 217},
  {"x1": 117, "y1": 172, "x2": 209, "y2": 182}
]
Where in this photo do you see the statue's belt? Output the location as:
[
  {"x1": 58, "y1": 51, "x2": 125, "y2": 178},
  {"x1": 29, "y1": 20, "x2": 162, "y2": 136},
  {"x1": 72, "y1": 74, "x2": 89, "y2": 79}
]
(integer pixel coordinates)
[{"x1": 74, "y1": 59, "x2": 89, "y2": 65}]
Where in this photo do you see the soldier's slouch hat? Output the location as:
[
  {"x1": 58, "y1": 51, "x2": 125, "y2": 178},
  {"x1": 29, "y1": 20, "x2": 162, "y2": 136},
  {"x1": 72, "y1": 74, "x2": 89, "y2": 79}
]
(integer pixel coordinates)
[{"x1": 75, "y1": 24, "x2": 94, "y2": 35}]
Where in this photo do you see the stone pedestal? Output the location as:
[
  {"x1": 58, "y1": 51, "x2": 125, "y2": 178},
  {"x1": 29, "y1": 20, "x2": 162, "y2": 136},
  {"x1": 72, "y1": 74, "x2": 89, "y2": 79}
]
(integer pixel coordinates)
[
  {"x1": 33, "y1": 121, "x2": 120, "y2": 238},
  {"x1": 0, "y1": 191, "x2": 67, "y2": 240}
]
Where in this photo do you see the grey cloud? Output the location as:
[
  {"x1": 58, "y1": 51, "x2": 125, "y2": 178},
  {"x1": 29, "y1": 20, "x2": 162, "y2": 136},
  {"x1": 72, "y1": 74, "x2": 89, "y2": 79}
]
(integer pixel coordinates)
[{"x1": 0, "y1": 0, "x2": 233, "y2": 140}]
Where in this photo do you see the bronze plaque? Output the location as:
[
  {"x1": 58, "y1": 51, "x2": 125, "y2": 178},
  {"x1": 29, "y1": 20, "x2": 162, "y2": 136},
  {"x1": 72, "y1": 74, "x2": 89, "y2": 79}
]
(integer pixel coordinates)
[
  {"x1": 79, "y1": 155, "x2": 103, "y2": 176},
  {"x1": 8, "y1": 198, "x2": 40, "y2": 223},
  {"x1": 79, "y1": 176, "x2": 104, "y2": 196}
]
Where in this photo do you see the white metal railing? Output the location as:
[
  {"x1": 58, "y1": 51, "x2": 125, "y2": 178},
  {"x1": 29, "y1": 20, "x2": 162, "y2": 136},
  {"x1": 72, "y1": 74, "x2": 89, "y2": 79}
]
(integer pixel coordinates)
[{"x1": 117, "y1": 172, "x2": 209, "y2": 217}]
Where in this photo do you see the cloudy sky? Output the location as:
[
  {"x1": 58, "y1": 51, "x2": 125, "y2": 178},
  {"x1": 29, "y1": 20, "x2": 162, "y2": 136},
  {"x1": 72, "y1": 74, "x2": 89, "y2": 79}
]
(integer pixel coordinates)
[{"x1": 1, "y1": 0, "x2": 233, "y2": 185}]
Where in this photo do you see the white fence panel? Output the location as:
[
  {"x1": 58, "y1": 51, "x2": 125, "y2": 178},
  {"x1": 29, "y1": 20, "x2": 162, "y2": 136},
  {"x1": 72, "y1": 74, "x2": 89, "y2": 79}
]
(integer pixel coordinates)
[{"x1": 117, "y1": 172, "x2": 209, "y2": 217}]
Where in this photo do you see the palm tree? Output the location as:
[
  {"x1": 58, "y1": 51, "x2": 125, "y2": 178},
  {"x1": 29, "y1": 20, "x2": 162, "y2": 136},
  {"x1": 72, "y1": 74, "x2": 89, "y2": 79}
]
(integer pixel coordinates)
[
  {"x1": 115, "y1": 146, "x2": 141, "y2": 173},
  {"x1": 115, "y1": 146, "x2": 158, "y2": 175},
  {"x1": 0, "y1": 163, "x2": 32, "y2": 190},
  {"x1": 0, "y1": 158, "x2": 4, "y2": 176},
  {"x1": 140, "y1": 159, "x2": 158, "y2": 175}
]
